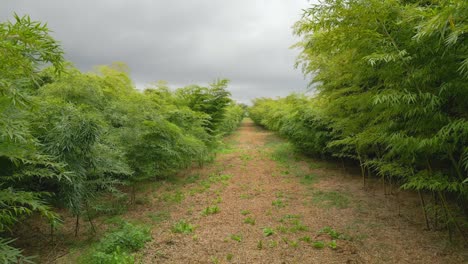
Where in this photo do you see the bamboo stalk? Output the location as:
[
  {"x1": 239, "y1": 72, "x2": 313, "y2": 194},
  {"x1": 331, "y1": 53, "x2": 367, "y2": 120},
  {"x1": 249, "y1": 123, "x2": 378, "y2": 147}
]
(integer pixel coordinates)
[
  {"x1": 418, "y1": 190, "x2": 430, "y2": 230},
  {"x1": 448, "y1": 152, "x2": 464, "y2": 181},
  {"x1": 74, "y1": 215, "x2": 80, "y2": 237},
  {"x1": 85, "y1": 202, "x2": 96, "y2": 234},
  {"x1": 438, "y1": 192, "x2": 467, "y2": 244}
]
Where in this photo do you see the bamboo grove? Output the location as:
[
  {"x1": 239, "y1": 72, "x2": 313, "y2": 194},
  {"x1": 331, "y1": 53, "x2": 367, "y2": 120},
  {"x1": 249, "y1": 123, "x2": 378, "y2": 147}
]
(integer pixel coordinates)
[
  {"x1": 250, "y1": 0, "x2": 467, "y2": 241},
  {"x1": 0, "y1": 15, "x2": 244, "y2": 260}
]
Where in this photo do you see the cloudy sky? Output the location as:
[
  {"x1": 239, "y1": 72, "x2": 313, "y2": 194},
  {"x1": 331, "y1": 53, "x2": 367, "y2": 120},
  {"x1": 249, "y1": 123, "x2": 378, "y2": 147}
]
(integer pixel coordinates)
[{"x1": 1, "y1": 0, "x2": 314, "y2": 104}]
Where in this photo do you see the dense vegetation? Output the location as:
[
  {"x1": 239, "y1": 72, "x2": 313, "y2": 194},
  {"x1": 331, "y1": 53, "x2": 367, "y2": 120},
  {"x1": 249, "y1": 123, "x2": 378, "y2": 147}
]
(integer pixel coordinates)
[
  {"x1": 0, "y1": 15, "x2": 243, "y2": 262},
  {"x1": 250, "y1": 0, "x2": 467, "y2": 241}
]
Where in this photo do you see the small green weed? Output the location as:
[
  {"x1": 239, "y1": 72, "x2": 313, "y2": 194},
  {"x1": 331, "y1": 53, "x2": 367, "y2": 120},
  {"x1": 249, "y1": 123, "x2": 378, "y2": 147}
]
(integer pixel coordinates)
[
  {"x1": 272, "y1": 199, "x2": 286, "y2": 208},
  {"x1": 202, "y1": 205, "x2": 220, "y2": 216},
  {"x1": 299, "y1": 236, "x2": 312, "y2": 243},
  {"x1": 328, "y1": 240, "x2": 338, "y2": 249},
  {"x1": 319, "y1": 226, "x2": 350, "y2": 240},
  {"x1": 312, "y1": 241, "x2": 325, "y2": 249},
  {"x1": 211, "y1": 256, "x2": 220, "y2": 264},
  {"x1": 276, "y1": 225, "x2": 288, "y2": 233},
  {"x1": 230, "y1": 234, "x2": 242, "y2": 242},
  {"x1": 213, "y1": 196, "x2": 222, "y2": 204},
  {"x1": 161, "y1": 191, "x2": 185, "y2": 204},
  {"x1": 240, "y1": 210, "x2": 250, "y2": 215},
  {"x1": 263, "y1": 227, "x2": 275, "y2": 237},
  {"x1": 289, "y1": 240, "x2": 299, "y2": 248},
  {"x1": 257, "y1": 240, "x2": 263, "y2": 250},
  {"x1": 275, "y1": 191, "x2": 285, "y2": 198},
  {"x1": 243, "y1": 217, "x2": 256, "y2": 225},
  {"x1": 278, "y1": 214, "x2": 301, "y2": 223},
  {"x1": 268, "y1": 240, "x2": 278, "y2": 248},
  {"x1": 226, "y1": 253, "x2": 234, "y2": 261},
  {"x1": 209, "y1": 173, "x2": 233, "y2": 184},
  {"x1": 172, "y1": 220, "x2": 194, "y2": 234},
  {"x1": 289, "y1": 220, "x2": 308, "y2": 233}
]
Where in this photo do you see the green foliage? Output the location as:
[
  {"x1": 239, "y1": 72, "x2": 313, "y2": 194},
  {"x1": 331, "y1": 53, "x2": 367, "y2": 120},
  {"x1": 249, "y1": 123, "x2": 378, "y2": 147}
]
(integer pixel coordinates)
[
  {"x1": 250, "y1": 0, "x2": 468, "y2": 236},
  {"x1": 0, "y1": 14, "x2": 66, "y2": 258},
  {"x1": 262, "y1": 227, "x2": 275, "y2": 237},
  {"x1": 0, "y1": 238, "x2": 35, "y2": 264},
  {"x1": 272, "y1": 199, "x2": 286, "y2": 208},
  {"x1": 328, "y1": 240, "x2": 338, "y2": 250},
  {"x1": 201, "y1": 205, "x2": 220, "y2": 216},
  {"x1": 319, "y1": 227, "x2": 342, "y2": 240},
  {"x1": 312, "y1": 241, "x2": 325, "y2": 249},
  {"x1": 257, "y1": 240, "x2": 263, "y2": 250},
  {"x1": 80, "y1": 222, "x2": 151, "y2": 264},
  {"x1": 94, "y1": 223, "x2": 150, "y2": 254},
  {"x1": 240, "y1": 210, "x2": 250, "y2": 215},
  {"x1": 243, "y1": 217, "x2": 256, "y2": 225},
  {"x1": 172, "y1": 220, "x2": 194, "y2": 234},
  {"x1": 229, "y1": 233, "x2": 242, "y2": 242},
  {"x1": 1, "y1": 13, "x2": 243, "y2": 258}
]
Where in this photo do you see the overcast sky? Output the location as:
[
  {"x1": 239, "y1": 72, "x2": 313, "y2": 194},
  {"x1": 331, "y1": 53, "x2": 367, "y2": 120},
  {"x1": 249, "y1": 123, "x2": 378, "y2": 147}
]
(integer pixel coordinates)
[{"x1": 1, "y1": 0, "x2": 314, "y2": 104}]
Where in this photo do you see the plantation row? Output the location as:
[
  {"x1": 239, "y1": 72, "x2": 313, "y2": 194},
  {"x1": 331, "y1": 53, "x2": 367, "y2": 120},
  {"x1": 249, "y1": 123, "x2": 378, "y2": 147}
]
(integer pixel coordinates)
[
  {"x1": 0, "y1": 15, "x2": 244, "y2": 261},
  {"x1": 250, "y1": 0, "x2": 467, "y2": 240}
]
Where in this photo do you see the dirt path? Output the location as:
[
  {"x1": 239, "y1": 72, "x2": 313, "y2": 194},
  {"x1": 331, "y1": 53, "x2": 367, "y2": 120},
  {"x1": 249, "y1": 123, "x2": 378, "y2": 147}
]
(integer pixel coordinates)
[{"x1": 139, "y1": 119, "x2": 466, "y2": 264}]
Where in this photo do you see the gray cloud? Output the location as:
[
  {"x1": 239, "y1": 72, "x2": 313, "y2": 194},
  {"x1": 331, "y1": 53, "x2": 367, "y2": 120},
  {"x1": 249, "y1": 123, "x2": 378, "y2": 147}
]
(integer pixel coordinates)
[{"x1": 1, "y1": 0, "x2": 314, "y2": 104}]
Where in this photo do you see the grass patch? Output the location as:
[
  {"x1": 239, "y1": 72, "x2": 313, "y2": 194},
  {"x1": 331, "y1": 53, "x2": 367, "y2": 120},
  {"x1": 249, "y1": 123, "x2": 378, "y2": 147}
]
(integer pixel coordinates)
[
  {"x1": 243, "y1": 217, "x2": 256, "y2": 225},
  {"x1": 311, "y1": 191, "x2": 349, "y2": 209},
  {"x1": 172, "y1": 220, "x2": 194, "y2": 234},
  {"x1": 268, "y1": 240, "x2": 278, "y2": 248},
  {"x1": 272, "y1": 199, "x2": 286, "y2": 208},
  {"x1": 289, "y1": 220, "x2": 309, "y2": 233},
  {"x1": 79, "y1": 222, "x2": 151, "y2": 264},
  {"x1": 300, "y1": 173, "x2": 319, "y2": 185},
  {"x1": 230, "y1": 234, "x2": 242, "y2": 242},
  {"x1": 312, "y1": 241, "x2": 325, "y2": 249},
  {"x1": 240, "y1": 153, "x2": 253, "y2": 161},
  {"x1": 160, "y1": 191, "x2": 185, "y2": 204},
  {"x1": 147, "y1": 210, "x2": 170, "y2": 223},
  {"x1": 270, "y1": 143, "x2": 297, "y2": 164},
  {"x1": 278, "y1": 214, "x2": 301, "y2": 223},
  {"x1": 262, "y1": 227, "x2": 275, "y2": 237},
  {"x1": 208, "y1": 173, "x2": 233, "y2": 184},
  {"x1": 184, "y1": 174, "x2": 201, "y2": 184},
  {"x1": 240, "y1": 210, "x2": 250, "y2": 215},
  {"x1": 318, "y1": 226, "x2": 351, "y2": 240},
  {"x1": 264, "y1": 134, "x2": 284, "y2": 147},
  {"x1": 201, "y1": 205, "x2": 220, "y2": 216},
  {"x1": 276, "y1": 225, "x2": 288, "y2": 233}
]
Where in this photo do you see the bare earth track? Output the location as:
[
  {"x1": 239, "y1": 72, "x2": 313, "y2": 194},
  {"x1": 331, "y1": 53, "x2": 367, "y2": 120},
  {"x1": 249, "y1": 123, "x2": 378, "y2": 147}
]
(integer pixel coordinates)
[{"x1": 135, "y1": 119, "x2": 466, "y2": 264}]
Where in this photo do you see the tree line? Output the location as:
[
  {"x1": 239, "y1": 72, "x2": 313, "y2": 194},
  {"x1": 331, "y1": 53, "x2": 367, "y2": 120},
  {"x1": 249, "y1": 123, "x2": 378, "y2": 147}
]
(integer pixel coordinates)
[
  {"x1": 0, "y1": 15, "x2": 244, "y2": 261},
  {"x1": 250, "y1": 0, "x2": 467, "y2": 242}
]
